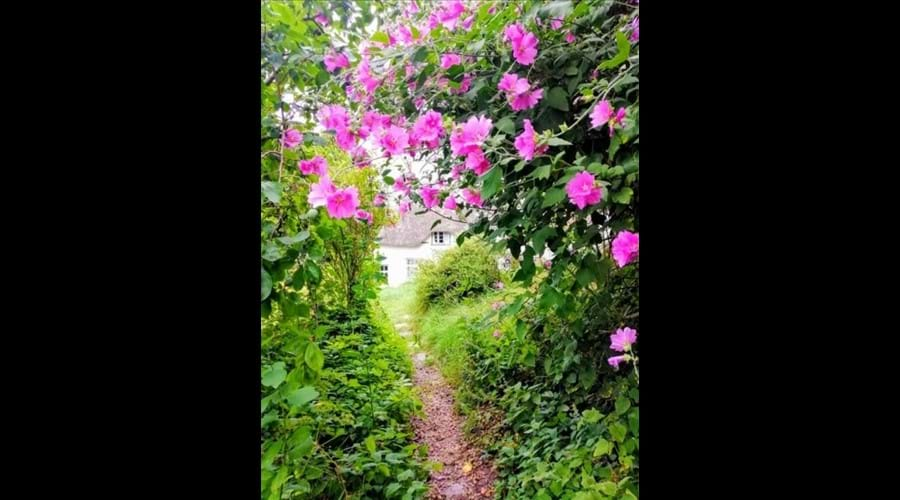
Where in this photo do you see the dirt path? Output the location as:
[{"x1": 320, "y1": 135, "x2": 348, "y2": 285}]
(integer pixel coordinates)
[{"x1": 394, "y1": 316, "x2": 496, "y2": 499}]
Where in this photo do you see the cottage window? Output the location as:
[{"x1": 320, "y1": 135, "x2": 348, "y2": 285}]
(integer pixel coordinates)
[{"x1": 432, "y1": 231, "x2": 448, "y2": 245}]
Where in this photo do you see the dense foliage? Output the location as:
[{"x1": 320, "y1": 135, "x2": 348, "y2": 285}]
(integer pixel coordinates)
[
  {"x1": 262, "y1": 0, "x2": 639, "y2": 498},
  {"x1": 414, "y1": 238, "x2": 501, "y2": 312}
]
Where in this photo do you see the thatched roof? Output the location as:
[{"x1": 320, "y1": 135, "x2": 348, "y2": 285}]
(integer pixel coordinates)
[{"x1": 378, "y1": 209, "x2": 470, "y2": 247}]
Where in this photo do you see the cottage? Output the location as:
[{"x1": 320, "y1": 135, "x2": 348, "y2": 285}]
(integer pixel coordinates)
[{"x1": 376, "y1": 209, "x2": 470, "y2": 287}]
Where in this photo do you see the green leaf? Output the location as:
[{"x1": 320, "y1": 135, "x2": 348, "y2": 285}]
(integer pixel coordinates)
[
  {"x1": 593, "y1": 438, "x2": 611, "y2": 457},
  {"x1": 261, "y1": 362, "x2": 287, "y2": 388},
  {"x1": 540, "y1": 189, "x2": 567, "y2": 209},
  {"x1": 365, "y1": 435, "x2": 377, "y2": 454},
  {"x1": 611, "y1": 187, "x2": 634, "y2": 204},
  {"x1": 305, "y1": 261, "x2": 321, "y2": 283},
  {"x1": 261, "y1": 181, "x2": 282, "y2": 204},
  {"x1": 532, "y1": 227, "x2": 557, "y2": 255},
  {"x1": 315, "y1": 69, "x2": 329, "y2": 86},
  {"x1": 580, "y1": 366, "x2": 597, "y2": 389},
  {"x1": 545, "y1": 87, "x2": 569, "y2": 111},
  {"x1": 576, "y1": 266, "x2": 595, "y2": 287},
  {"x1": 286, "y1": 386, "x2": 319, "y2": 407},
  {"x1": 386, "y1": 483, "x2": 402, "y2": 497},
  {"x1": 546, "y1": 137, "x2": 572, "y2": 146},
  {"x1": 481, "y1": 166, "x2": 502, "y2": 199},
  {"x1": 304, "y1": 343, "x2": 325, "y2": 373},
  {"x1": 610, "y1": 422, "x2": 628, "y2": 442},
  {"x1": 495, "y1": 116, "x2": 515, "y2": 135},
  {"x1": 371, "y1": 31, "x2": 390, "y2": 44},
  {"x1": 598, "y1": 481, "x2": 618, "y2": 496},
  {"x1": 261, "y1": 268, "x2": 273, "y2": 301},
  {"x1": 615, "y1": 396, "x2": 632, "y2": 415},
  {"x1": 599, "y1": 31, "x2": 632, "y2": 70},
  {"x1": 539, "y1": 286, "x2": 565, "y2": 309},
  {"x1": 565, "y1": 65, "x2": 579, "y2": 76},
  {"x1": 533, "y1": 164, "x2": 551, "y2": 179},
  {"x1": 383, "y1": 175, "x2": 395, "y2": 185},
  {"x1": 583, "y1": 409, "x2": 602, "y2": 424}
]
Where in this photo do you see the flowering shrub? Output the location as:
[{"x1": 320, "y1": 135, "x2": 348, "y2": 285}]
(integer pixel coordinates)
[
  {"x1": 414, "y1": 237, "x2": 503, "y2": 312},
  {"x1": 262, "y1": 0, "x2": 639, "y2": 497}
]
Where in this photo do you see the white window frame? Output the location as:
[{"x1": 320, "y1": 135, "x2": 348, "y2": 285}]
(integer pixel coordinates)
[
  {"x1": 432, "y1": 231, "x2": 449, "y2": 245},
  {"x1": 406, "y1": 258, "x2": 419, "y2": 277},
  {"x1": 380, "y1": 264, "x2": 388, "y2": 277}
]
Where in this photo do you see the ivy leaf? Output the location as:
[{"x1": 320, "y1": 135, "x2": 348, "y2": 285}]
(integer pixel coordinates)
[
  {"x1": 539, "y1": 286, "x2": 565, "y2": 309},
  {"x1": 481, "y1": 166, "x2": 502, "y2": 199},
  {"x1": 598, "y1": 482, "x2": 618, "y2": 496},
  {"x1": 261, "y1": 181, "x2": 282, "y2": 204},
  {"x1": 261, "y1": 362, "x2": 287, "y2": 388},
  {"x1": 261, "y1": 268, "x2": 273, "y2": 301},
  {"x1": 263, "y1": 244, "x2": 285, "y2": 262},
  {"x1": 304, "y1": 342, "x2": 325, "y2": 373},
  {"x1": 576, "y1": 266, "x2": 596, "y2": 287},
  {"x1": 582, "y1": 409, "x2": 602, "y2": 424},
  {"x1": 286, "y1": 386, "x2": 319, "y2": 407},
  {"x1": 610, "y1": 421, "x2": 628, "y2": 442},
  {"x1": 599, "y1": 31, "x2": 632, "y2": 70},
  {"x1": 611, "y1": 187, "x2": 634, "y2": 204},
  {"x1": 615, "y1": 396, "x2": 632, "y2": 415},
  {"x1": 546, "y1": 137, "x2": 572, "y2": 146},
  {"x1": 593, "y1": 438, "x2": 611, "y2": 457},
  {"x1": 365, "y1": 435, "x2": 377, "y2": 454},
  {"x1": 532, "y1": 164, "x2": 551, "y2": 179},
  {"x1": 278, "y1": 230, "x2": 310, "y2": 245},
  {"x1": 495, "y1": 116, "x2": 515, "y2": 135},
  {"x1": 532, "y1": 227, "x2": 557, "y2": 255},
  {"x1": 545, "y1": 87, "x2": 569, "y2": 111},
  {"x1": 371, "y1": 31, "x2": 390, "y2": 44}
]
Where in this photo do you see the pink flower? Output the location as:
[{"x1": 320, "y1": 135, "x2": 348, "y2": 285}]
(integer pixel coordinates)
[
  {"x1": 308, "y1": 176, "x2": 336, "y2": 208},
  {"x1": 488, "y1": 6, "x2": 496, "y2": 14},
  {"x1": 465, "y1": 149, "x2": 491, "y2": 176},
  {"x1": 318, "y1": 104, "x2": 349, "y2": 131},
  {"x1": 494, "y1": 281, "x2": 504, "y2": 289},
  {"x1": 325, "y1": 186, "x2": 360, "y2": 219},
  {"x1": 608, "y1": 355, "x2": 627, "y2": 369},
  {"x1": 504, "y1": 23, "x2": 539, "y2": 65},
  {"x1": 544, "y1": 260, "x2": 552, "y2": 269},
  {"x1": 565, "y1": 171, "x2": 602, "y2": 209},
  {"x1": 462, "y1": 15, "x2": 475, "y2": 30},
  {"x1": 611, "y1": 107, "x2": 627, "y2": 135},
  {"x1": 380, "y1": 125, "x2": 409, "y2": 156},
  {"x1": 405, "y1": 0, "x2": 419, "y2": 17},
  {"x1": 455, "y1": 74, "x2": 473, "y2": 94},
  {"x1": 611, "y1": 231, "x2": 639, "y2": 267},
  {"x1": 420, "y1": 185, "x2": 440, "y2": 208},
  {"x1": 356, "y1": 58, "x2": 381, "y2": 94},
  {"x1": 398, "y1": 199, "x2": 411, "y2": 215},
  {"x1": 356, "y1": 209, "x2": 373, "y2": 224},
  {"x1": 396, "y1": 25, "x2": 415, "y2": 44},
  {"x1": 498, "y1": 73, "x2": 531, "y2": 94},
  {"x1": 411, "y1": 111, "x2": 444, "y2": 144},
  {"x1": 314, "y1": 12, "x2": 329, "y2": 26},
  {"x1": 282, "y1": 129, "x2": 303, "y2": 148},
  {"x1": 443, "y1": 195, "x2": 457, "y2": 210},
  {"x1": 335, "y1": 128, "x2": 356, "y2": 151},
  {"x1": 393, "y1": 176, "x2": 411, "y2": 195},
  {"x1": 565, "y1": 31, "x2": 576, "y2": 43},
  {"x1": 493, "y1": 330, "x2": 502, "y2": 338},
  {"x1": 514, "y1": 119, "x2": 547, "y2": 161},
  {"x1": 450, "y1": 115, "x2": 492, "y2": 156},
  {"x1": 373, "y1": 194, "x2": 386, "y2": 206},
  {"x1": 510, "y1": 87, "x2": 543, "y2": 111},
  {"x1": 550, "y1": 19, "x2": 564, "y2": 30},
  {"x1": 462, "y1": 188, "x2": 483, "y2": 207},
  {"x1": 629, "y1": 17, "x2": 639, "y2": 43},
  {"x1": 498, "y1": 73, "x2": 542, "y2": 111},
  {"x1": 437, "y1": 0, "x2": 465, "y2": 30},
  {"x1": 414, "y1": 97, "x2": 426, "y2": 109},
  {"x1": 449, "y1": 164, "x2": 463, "y2": 180},
  {"x1": 590, "y1": 100, "x2": 613, "y2": 129},
  {"x1": 324, "y1": 52, "x2": 350, "y2": 72},
  {"x1": 298, "y1": 156, "x2": 328, "y2": 176},
  {"x1": 440, "y1": 53, "x2": 462, "y2": 69},
  {"x1": 610, "y1": 327, "x2": 638, "y2": 352}
]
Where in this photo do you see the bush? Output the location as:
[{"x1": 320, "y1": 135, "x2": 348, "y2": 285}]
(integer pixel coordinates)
[{"x1": 414, "y1": 238, "x2": 501, "y2": 312}]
